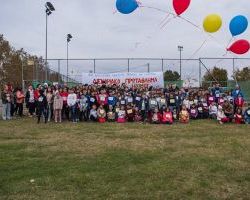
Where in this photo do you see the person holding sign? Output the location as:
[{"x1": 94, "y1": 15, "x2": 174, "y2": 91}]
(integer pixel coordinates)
[
  {"x1": 179, "y1": 105, "x2": 190, "y2": 124},
  {"x1": 126, "y1": 105, "x2": 135, "y2": 122},
  {"x1": 117, "y1": 106, "x2": 126, "y2": 123},
  {"x1": 190, "y1": 104, "x2": 198, "y2": 120}
]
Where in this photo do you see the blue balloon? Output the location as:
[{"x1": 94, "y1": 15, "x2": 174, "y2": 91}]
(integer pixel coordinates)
[
  {"x1": 116, "y1": 0, "x2": 138, "y2": 14},
  {"x1": 229, "y1": 15, "x2": 248, "y2": 36}
]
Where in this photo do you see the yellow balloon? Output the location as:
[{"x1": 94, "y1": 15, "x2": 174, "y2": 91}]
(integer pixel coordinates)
[{"x1": 203, "y1": 14, "x2": 222, "y2": 33}]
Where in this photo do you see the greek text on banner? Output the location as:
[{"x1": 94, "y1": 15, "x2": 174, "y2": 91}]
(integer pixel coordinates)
[{"x1": 82, "y1": 72, "x2": 164, "y2": 88}]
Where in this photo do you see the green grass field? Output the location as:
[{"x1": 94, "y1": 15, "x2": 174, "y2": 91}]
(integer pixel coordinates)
[{"x1": 0, "y1": 119, "x2": 249, "y2": 200}]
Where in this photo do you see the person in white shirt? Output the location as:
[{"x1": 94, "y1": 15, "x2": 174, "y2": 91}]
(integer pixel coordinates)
[
  {"x1": 182, "y1": 97, "x2": 190, "y2": 110},
  {"x1": 67, "y1": 89, "x2": 77, "y2": 123},
  {"x1": 209, "y1": 102, "x2": 218, "y2": 119},
  {"x1": 217, "y1": 105, "x2": 229, "y2": 124}
]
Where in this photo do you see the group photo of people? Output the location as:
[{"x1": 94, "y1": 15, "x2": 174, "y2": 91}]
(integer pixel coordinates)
[{"x1": 1, "y1": 82, "x2": 250, "y2": 125}]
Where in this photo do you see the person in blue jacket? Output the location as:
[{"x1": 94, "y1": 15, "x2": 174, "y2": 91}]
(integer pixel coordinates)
[
  {"x1": 108, "y1": 91, "x2": 117, "y2": 108},
  {"x1": 212, "y1": 83, "x2": 222, "y2": 103},
  {"x1": 232, "y1": 85, "x2": 244, "y2": 99}
]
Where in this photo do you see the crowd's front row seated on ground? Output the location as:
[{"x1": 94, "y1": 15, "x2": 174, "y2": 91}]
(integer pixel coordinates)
[{"x1": 1, "y1": 83, "x2": 250, "y2": 125}]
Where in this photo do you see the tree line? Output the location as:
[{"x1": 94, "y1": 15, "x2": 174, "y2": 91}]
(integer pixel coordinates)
[
  {"x1": 0, "y1": 34, "x2": 62, "y2": 88},
  {"x1": 164, "y1": 66, "x2": 250, "y2": 88}
]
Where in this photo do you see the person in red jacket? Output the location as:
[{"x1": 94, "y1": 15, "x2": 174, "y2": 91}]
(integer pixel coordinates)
[
  {"x1": 234, "y1": 94, "x2": 244, "y2": 109},
  {"x1": 161, "y1": 107, "x2": 173, "y2": 124},
  {"x1": 96, "y1": 89, "x2": 108, "y2": 107},
  {"x1": 234, "y1": 108, "x2": 244, "y2": 124}
]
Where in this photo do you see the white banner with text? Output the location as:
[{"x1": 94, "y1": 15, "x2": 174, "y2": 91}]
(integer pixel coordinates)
[{"x1": 82, "y1": 72, "x2": 164, "y2": 88}]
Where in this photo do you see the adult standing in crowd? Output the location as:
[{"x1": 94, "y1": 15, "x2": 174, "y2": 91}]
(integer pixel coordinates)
[
  {"x1": 25, "y1": 85, "x2": 35, "y2": 116},
  {"x1": 15, "y1": 87, "x2": 25, "y2": 117},
  {"x1": 1, "y1": 85, "x2": 12, "y2": 120}
]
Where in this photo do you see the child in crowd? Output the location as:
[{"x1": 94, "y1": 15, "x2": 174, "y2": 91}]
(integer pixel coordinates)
[
  {"x1": 117, "y1": 106, "x2": 126, "y2": 123},
  {"x1": 209, "y1": 102, "x2": 218, "y2": 119},
  {"x1": 197, "y1": 102, "x2": 204, "y2": 119},
  {"x1": 179, "y1": 105, "x2": 189, "y2": 123},
  {"x1": 234, "y1": 108, "x2": 244, "y2": 124},
  {"x1": 67, "y1": 89, "x2": 77, "y2": 123},
  {"x1": 89, "y1": 104, "x2": 98, "y2": 122},
  {"x1": 46, "y1": 87, "x2": 53, "y2": 122},
  {"x1": 53, "y1": 91, "x2": 63, "y2": 123},
  {"x1": 234, "y1": 94, "x2": 244, "y2": 109},
  {"x1": 25, "y1": 85, "x2": 35, "y2": 117},
  {"x1": 60, "y1": 87, "x2": 69, "y2": 120},
  {"x1": 134, "y1": 107, "x2": 142, "y2": 122},
  {"x1": 190, "y1": 104, "x2": 198, "y2": 120},
  {"x1": 126, "y1": 105, "x2": 134, "y2": 122},
  {"x1": 151, "y1": 108, "x2": 161, "y2": 124},
  {"x1": 208, "y1": 92, "x2": 215, "y2": 105},
  {"x1": 97, "y1": 104, "x2": 106, "y2": 123},
  {"x1": 162, "y1": 107, "x2": 173, "y2": 124},
  {"x1": 37, "y1": 90, "x2": 48, "y2": 124},
  {"x1": 107, "y1": 105, "x2": 116, "y2": 122},
  {"x1": 182, "y1": 97, "x2": 190, "y2": 110},
  {"x1": 79, "y1": 91, "x2": 89, "y2": 121},
  {"x1": 217, "y1": 106, "x2": 229, "y2": 124}
]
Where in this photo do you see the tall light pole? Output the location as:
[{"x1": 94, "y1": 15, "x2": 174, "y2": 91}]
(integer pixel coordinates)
[
  {"x1": 178, "y1": 46, "x2": 183, "y2": 80},
  {"x1": 45, "y1": 2, "x2": 55, "y2": 81},
  {"x1": 67, "y1": 34, "x2": 73, "y2": 83}
]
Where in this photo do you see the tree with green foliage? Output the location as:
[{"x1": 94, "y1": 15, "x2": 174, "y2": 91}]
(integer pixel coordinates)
[
  {"x1": 164, "y1": 70, "x2": 180, "y2": 81},
  {"x1": 202, "y1": 67, "x2": 228, "y2": 87},
  {"x1": 233, "y1": 67, "x2": 250, "y2": 81},
  {"x1": 0, "y1": 34, "x2": 63, "y2": 88}
]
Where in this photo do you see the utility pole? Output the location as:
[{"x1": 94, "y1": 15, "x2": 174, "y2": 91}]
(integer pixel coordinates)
[
  {"x1": 178, "y1": 46, "x2": 183, "y2": 80},
  {"x1": 66, "y1": 34, "x2": 73, "y2": 83}
]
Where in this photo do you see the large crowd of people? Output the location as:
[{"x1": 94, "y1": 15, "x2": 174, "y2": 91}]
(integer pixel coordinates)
[{"x1": 1, "y1": 82, "x2": 250, "y2": 125}]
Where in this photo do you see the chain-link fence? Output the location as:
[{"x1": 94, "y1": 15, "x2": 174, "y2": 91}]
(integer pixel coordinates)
[
  {"x1": 199, "y1": 58, "x2": 250, "y2": 102},
  {"x1": 17, "y1": 57, "x2": 250, "y2": 101}
]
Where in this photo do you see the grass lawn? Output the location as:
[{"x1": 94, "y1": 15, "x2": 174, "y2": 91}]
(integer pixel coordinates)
[{"x1": 0, "y1": 119, "x2": 249, "y2": 200}]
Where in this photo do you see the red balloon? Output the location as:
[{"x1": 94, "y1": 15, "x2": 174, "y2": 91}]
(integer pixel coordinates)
[
  {"x1": 227, "y1": 39, "x2": 250, "y2": 55},
  {"x1": 173, "y1": 0, "x2": 191, "y2": 16}
]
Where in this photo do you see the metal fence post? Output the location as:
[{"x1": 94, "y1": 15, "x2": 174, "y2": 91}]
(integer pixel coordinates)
[
  {"x1": 199, "y1": 58, "x2": 202, "y2": 87},
  {"x1": 128, "y1": 59, "x2": 130, "y2": 72},
  {"x1": 58, "y1": 59, "x2": 61, "y2": 82},
  {"x1": 232, "y1": 58, "x2": 235, "y2": 75},
  {"x1": 161, "y1": 59, "x2": 164, "y2": 72},
  {"x1": 94, "y1": 59, "x2": 96, "y2": 73}
]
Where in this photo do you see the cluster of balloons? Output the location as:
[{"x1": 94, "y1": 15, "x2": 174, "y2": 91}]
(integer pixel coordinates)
[
  {"x1": 116, "y1": 0, "x2": 250, "y2": 55},
  {"x1": 203, "y1": 14, "x2": 249, "y2": 55}
]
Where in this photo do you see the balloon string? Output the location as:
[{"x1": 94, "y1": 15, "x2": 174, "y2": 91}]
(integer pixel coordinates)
[
  {"x1": 226, "y1": 37, "x2": 234, "y2": 48},
  {"x1": 160, "y1": 16, "x2": 175, "y2": 29},
  {"x1": 139, "y1": 5, "x2": 175, "y2": 16},
  {"x1": 178, "y1": 16, "x2": 201, "y2": 30},
  {"x1": 213, "y1": 37, "x2": 234, "y2": 63},
  {"x1": 159, "y1": 13, "x2": 171, "y2": 26},
  {"x1": 187, "y1": 39, "x2": 207, "y2": 60}
]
